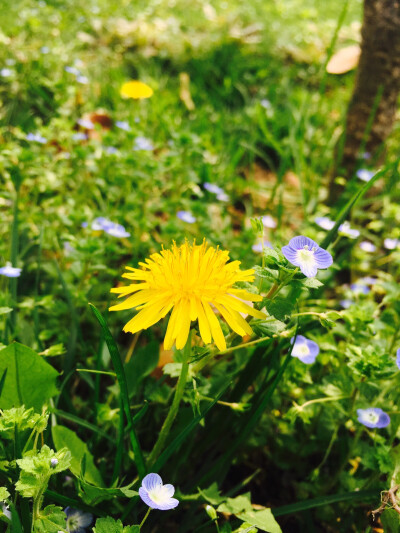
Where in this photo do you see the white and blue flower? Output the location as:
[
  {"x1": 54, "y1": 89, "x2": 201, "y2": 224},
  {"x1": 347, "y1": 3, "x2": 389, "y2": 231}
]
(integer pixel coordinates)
[
  {"x1": 139, "y1": 473, "x2": 179, "y2": 511},
  {"x1": 357, "y1": 408, "x2": 390, "y2": 429},
  {"x1": 64, "y1": 507, "x2": 93, "y2": 533},
  {"x1": 290, "y1": 335, "x2": 319, "y2": 364},
  {"x1": 282, "y1": 236, "x2": 332, "y2": 278},
  {"x1": 356, "y1": 169, "x2": 375, "y2": 182},
  {"x1": 0, "y1": 264, "x2": 22, "y2": 278},
  {"x1": 314, "y1": 216, "x2": 335, "y2": 231},
  {"x1": 177, "y1": 211, "x2": 196, "y2": 224}
]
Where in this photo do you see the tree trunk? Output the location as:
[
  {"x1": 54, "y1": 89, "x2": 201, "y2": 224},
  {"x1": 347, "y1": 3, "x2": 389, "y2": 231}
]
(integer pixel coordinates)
[{"x1": 328, "y1": 0, "x2": 400, "y2": 204}]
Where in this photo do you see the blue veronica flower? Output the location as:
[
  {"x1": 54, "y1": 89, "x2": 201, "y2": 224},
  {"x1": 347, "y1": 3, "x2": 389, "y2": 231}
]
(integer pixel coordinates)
[
  {"x1": 260, "y1": 99, "x2": 272, "y2": 109},
  {"x1": 115, "y1": 120, "x2": 131, "y2": 131},
  {"x1": 71, "y1": 132, "x2": 88, "y2": 141},
  {"x1": 177, "y1": 211, "x2": 196, "y2": 224},
  {"x1": 357, "y1": 408, "x2": 390, "y2": 428},
  {"x1": 290, "y1": 335, "x2": 319, "y2": 364},
  {"x1": 91, "y1": 217, "x2": 113, "y2": 231},
  {"x1": 282, "y1": 236, "x2": 333, "y2": 278},
  {"x1": 216, "y1": 192, "x2": 229, "y2": 202},
  {"x1": 104, "y1": 222, "x2": 130, "y2": 238},
  {"x1": 338, "y1": 222, "x2": 360, "y2": 239},
  {"x1": 397, "y1": 348, "x2": 400, "y2": 370},
  {"x1": 26, "y1": 132, "x2": 47, "y2": 144},
  {"x1": 0, "y1": 264, "x2": 22, "y2": 278},
  {"x1": 76, "y1": 75, "x2": 89, "y2": 84},
  {"x1": 133, "y1": 136, "x2": 154, "y2": 151},
  {"x1": 77, "y1": 118, "x2": 95, "y2": 130},
  {"x1": 340, "y1": 299, "x2": 353, "y2": 309},
  {"x1": 40, "y1": 46, "x2": 50, "y2": 54},
  {"x1": 262, "y1": 215, "x2": 277, "y2": 229},
  {"x1": 64, "y1": 66, "x2": 81, "y2": 76},
  {"x1": 139, "y1": 473, "x2": 179, "y2": 511},
  {"x1": 0, "y1": 68, "x2": 13, "y2": 77},
  {"x1": 252, "y1": 240, "x2": 272, "y2": 253},
  {"x1": 384, "y1": 238, "x2": 399, "y2": 250},
  {"x1": 204, "y1": 182, "x2": 224, "y2": 195},
  {"x1": 104, "y1": 146, "x2": 119, "y2": 155},
  {"x1": 64, "y1": 507, "x2": 93, "y2": 533},
  {"x1": 350, "y1": 282, "x2": 370, "y2": 295},
  {"x1": 314, "y1": 216, "x2": 335, "y2": 231},
  {"x1": 359, "y1": 241, "x2": 376, "y2": 252},
  {"x1": 356, "y1": 169, "x2": 375, "y2": 182}
]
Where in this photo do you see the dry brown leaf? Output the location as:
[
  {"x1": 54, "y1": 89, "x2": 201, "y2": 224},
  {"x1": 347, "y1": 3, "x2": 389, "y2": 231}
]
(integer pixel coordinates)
[{"x1": 326, "y1": 45, "x2": 360, "y2": 74}]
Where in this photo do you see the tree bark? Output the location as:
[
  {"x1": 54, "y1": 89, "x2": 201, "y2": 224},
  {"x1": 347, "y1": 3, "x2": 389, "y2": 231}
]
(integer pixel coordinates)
[{"x1": 328, "y1": 0, "x2": 400, "y2": 204}]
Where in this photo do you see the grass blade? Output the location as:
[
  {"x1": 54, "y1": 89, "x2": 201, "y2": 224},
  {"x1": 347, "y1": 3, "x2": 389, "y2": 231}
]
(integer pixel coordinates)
[{"x1": 89, "y1": 303, "x2": 147, "y2": 479}]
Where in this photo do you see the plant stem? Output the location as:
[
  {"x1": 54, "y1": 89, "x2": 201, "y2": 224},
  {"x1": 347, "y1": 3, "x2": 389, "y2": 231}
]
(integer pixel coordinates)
[
  {"x1": 139, "y1": 507, "x2": 151, "y2": 529},
  {"x1": 148, "y1": 333, "x2": 191, "y2": 465}
]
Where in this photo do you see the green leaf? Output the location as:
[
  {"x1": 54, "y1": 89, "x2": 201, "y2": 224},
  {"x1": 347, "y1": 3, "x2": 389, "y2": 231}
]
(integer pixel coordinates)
[
  {"x1": 265, "y1": 298, "x2": 294, "y2": 321},
  {"x1": 381, "y1": 509, "x2": 400, "y2": 533},
  {"x1": 33, "y1": 505, "x2": 66, "y2": 533},
  {"x1": 79, "y1": 479, "x2": 138, "y2": 506},
  {"x1": 93, "y1": 517, "x2": 140, "y2": 533},
  {"x1": 39, "y1": 344, "x2": 66, "y2": 357},
  {"x1": 0, "y1": 406, "x2": 48, "y2": 438},
  {"x1": 238, "y1": 509, "x2": 282, "y2": 533},
  {"x1": 251, "y1": 319, "x2": 286, "y2": 337},
  {"x1": 198, "y1": 482, "x2": 225, "y2": 505},
  {"x1": 124, "y1": 341, "x2": 159, "y2": 395},
  {"x1": 217, "y1": 493, "x2": 253, "y2": 514},
  {"x1": 0, "y1": 307, "x2": 13, "y2": 315},
  {"x1": 52, "y1": 425, "x2": 104, "y2": 487},
  {"x1": 0, "y1": 343, "x2": 59, "y2": 411},
  {"x1": 302, "y1": 278, "x2": 323, "y2": 289},
  {"x1": 0, "y1": 486, "x2": 10, "y2": 501}
]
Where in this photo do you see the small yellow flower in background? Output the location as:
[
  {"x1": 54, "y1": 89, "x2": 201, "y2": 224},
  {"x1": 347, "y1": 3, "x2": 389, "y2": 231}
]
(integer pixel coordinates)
[
  {"x1": 110, "y1": 241, "x2": 265, "y2": 351},
  {"x1": 120, "y1": 80, "x2": 153, "y2": 99}
]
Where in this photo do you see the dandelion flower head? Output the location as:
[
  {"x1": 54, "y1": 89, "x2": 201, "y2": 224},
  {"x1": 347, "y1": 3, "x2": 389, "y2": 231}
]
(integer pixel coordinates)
[
  {"x1": 110, "y1": 240, "x2": 265, "y2": 351},
  {"x1": 120, "y1": 80, "x2": 153, "y2": 99}
]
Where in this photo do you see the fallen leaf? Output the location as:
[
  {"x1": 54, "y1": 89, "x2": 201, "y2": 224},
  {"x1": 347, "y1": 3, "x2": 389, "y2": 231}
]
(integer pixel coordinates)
[{"x1": 326, "y1": 45, "x2": 360, "y2": 74}]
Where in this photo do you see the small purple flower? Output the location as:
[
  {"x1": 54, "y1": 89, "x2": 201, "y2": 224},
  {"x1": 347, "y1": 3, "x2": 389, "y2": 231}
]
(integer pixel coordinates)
[
  {"x1": 356, "y1": 169, "x2": 375, "y2": 182},
  {"x1": 64, "y1": 507, "x2": 93, "y2": 533},
  {"x1": 71, "y1": 132, "x2": 88, "y2": 141},
  {"x1": 0, "y1": 265, "x2": 22, "y2": 278},
  {"x1": 115, "y1": 120, "x2": 131, "y2": 131},
  {"x1": 50, "y1": 458, "x2": 59, "y2": 468},
  {"x1": 357, "y1": 408, "x2": 390, "y2": 429},
  {"x1": 65, "y1": 66, "x2": 81, "y2": 76},
  {"x1": 262, "y1": 215, "x2": 277, "y2": 229},
  {"x1": 133, "y1": 136, "x2": 154, "y2": 151},
  {"x1": 384, "y1": 238, "x2": 399, "y2": 250},
  {"x1": 290, "y1": 335, "x2": 319, "y2": 364},
  {"x1": 282, "y1": 236, "x2": 333, "y2": 278},
  {"x1": 204, "y1": 182, "x2": 224, "y2": 195},
  {"x1": 396, "y1": 348, "x2": 400, "y2": 370},
  {"x1": 315, "y1": 216, "x2": 335, "y2": 231},
  {"x1": 76, "y1": 75, "x2": 89, "y2": 84},
  {"x1": 260, "y1": 99, "x2": 272, "y2": 109},
  {"x1": 252, "y1": 240, "x2": 272, "y2": 253},
  {"x1": 359, "y1": 241, "x2": 376, "y2": 253},
  {"x1": 338, "y1": 222, "x2": 360, "y2": 239},
  {"x1": 77, "y1": 118, "x2": 94, "y2": 130},
  {"x1": 216, "y1": 192, "x2": 229, "y2": 202},
  {"x1": 350, "y1": 282, "x2": 370, "y2": 295},
  {"x1": 104, "y1": 146, "x2": 119, "y2": 155},
  {"x1": 139, "y1": 473, "x2": 179, "y2": 511},
  {"x1": 104, "y1": 223, "x2": 130, "y2": 238},
  {"x1": 177, "y1": 211, "x2": 196, "y2": 224},
  {"x1": 340, "y1": 299, "x2": 353, "y2": 309},
  {"x1": 40, "y1": 46, "x2": 50, "y2": 54},
  {"x1": 26, "y1": 132, "x2": 47, "y2": 144},
  {"x1": 91, "y1": 217, "x2": 113, "y2": 231},
  {"x1": 0, "y1": 68, "x2": 13, "y2": 77}
]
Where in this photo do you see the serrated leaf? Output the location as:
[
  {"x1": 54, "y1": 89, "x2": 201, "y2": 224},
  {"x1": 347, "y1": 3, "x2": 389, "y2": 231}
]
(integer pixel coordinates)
[
  {"x1": 0, "y1": 486, "x2": 10, "y2": 501},
  {"x1": 0, "y1": 343, "x2": 59, "y2": 411},
  {"x1": 34, "y1": 505, "x2": 66, "y2": 533},
  {"x1": 251, "y1": 318, "x2": 286, "y2": 337},
  {"x1": 93, "y1": 517, "x2": 140, "y2": 533},
  {"x1": 238, "y1": 509, "x2": 282, "y2": 533},
  {"x1": 381, "y1": 509, "x2": 400, "y2": 533},
  {"x1": 265, "y1": 298, "x2": 293, "y2": 321},
  {"x1": 79, "y1": 479, "x2": 138, "y2": 506},
  {"x1": 198, "y1": 482, "x2": 225, "y2": 505},
  {"x1": 217, "y1": 493, "x2": 253, "y2": 514},
  {"x1": 52, "y1": 425, "x2": 103, "y2": 487},
  {"x1": 302, "y1": 278, "x2": 323, "y2": 289}
]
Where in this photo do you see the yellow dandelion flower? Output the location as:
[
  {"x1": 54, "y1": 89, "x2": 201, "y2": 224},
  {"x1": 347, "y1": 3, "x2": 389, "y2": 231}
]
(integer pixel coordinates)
[
  {"x1": 120, "y1": 80, "x2": 153, "y2": 99},
  {"x1": 110, "y1": 241, "x2": 265, "y2": 352}
]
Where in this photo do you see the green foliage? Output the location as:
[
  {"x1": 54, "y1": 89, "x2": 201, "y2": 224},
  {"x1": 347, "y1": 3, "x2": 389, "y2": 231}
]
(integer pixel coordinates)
[
  {"x1": 33, "y1": 505, "x2": 67, "y2": 533},
  {"x1": 93, "y1": 517, "x2": 140, "y2": 533},
  {"x1": 16, "y1": 445, "x2": 71, "y2": 498},
  {"x1": 0, "y1": 343, "x2": 59, "y2": 411},
  {"x1": 0, "y1": 406, "x2": 48, "y2": 438},
  {"x1": 52, "y1": 425, "x2": 103, "y2": 487}
]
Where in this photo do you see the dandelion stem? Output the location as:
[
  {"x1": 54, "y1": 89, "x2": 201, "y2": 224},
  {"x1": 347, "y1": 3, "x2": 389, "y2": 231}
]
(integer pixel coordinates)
[{"x1": 149, "y1": 332, "x2": 191, "y2": 465}]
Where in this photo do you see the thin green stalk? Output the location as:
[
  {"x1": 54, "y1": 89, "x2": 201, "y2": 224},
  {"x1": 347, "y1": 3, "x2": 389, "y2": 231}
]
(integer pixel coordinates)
[
  {"x1": 14, "y1": 425, "x2": 31, "y2": 533},
  {"x1": 8, "y1": 188, "x2": 19, "y2": 335},
  {"x1": 89, "y1": 304, "x2": 147, "y2": 479},
  {"x1": 112, "y1": 393, "x2": 124, "y2": 484},
  {"x1": 148, "y1": 333, "x2": 191, "y2": 465},
  {"x1": 139, "y1": 507, "x2": 151, "y2": 528}
]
